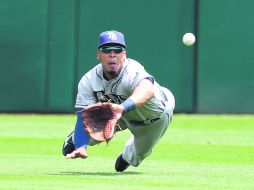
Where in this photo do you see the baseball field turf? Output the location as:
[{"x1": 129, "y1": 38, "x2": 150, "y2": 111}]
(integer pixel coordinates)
[{"x1": 0, "y1": 114, "x2": 253, "y2": 190}]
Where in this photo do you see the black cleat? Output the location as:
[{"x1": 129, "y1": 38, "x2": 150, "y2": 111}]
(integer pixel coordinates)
[
  {"x1": 115, "y1": 154, "x2": 130, "y2": 172},
  {"x1": 62, "y1": 132, "x2": 75, "y2": 156}
]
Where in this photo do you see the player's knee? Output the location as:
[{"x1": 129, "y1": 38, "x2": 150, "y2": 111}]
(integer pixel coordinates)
[
  {"x1": 131, "y1": 161, "x2": 140, "y2": 167},
  {"x1": 131, "y1": 157, "x2": 145, "y2": 167},
  {"x1": 132, "y1": 151, "x2": 152, "y2": 167}
]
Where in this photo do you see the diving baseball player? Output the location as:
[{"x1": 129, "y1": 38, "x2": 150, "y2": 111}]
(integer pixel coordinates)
[{"x1": 62, "y1": 30, "x2": 175, "y2": 172}]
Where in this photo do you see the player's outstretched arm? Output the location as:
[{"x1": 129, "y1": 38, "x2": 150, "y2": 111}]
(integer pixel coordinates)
[
  {"x1": 118, "y1": 79, "x2": 154, "y2": 114},
  {"x1": 66, "y1": 112, "x2": 89, "y2": 159},
  {"x1": 128, "y1": 79, "x2": 154, "y2": 107}
]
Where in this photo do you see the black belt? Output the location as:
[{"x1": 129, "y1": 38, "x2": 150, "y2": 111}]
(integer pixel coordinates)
[
  {"x1": 130, "y1": 110, "x2": 166, "y2": 125},
  {"x1": 130, "y1": 117, "x2": 160, "y2": 125},
  {"x1": 142, "y1": 117, "x2": 161, "y2": 125}
]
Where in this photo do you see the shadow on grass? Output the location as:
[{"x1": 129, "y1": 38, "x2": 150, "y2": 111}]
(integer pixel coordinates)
[{"x1": 48, "y1": 171, "x2": 142, "y2": 176}]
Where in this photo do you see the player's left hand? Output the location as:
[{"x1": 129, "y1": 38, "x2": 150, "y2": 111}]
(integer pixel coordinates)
[
  {"x1": 110, "y1": 103, "x2": 124, "y2": 119},
  {"x1": 82, "y1": 102, "x2": 121, "y2": 142},
  {"x1": 86, "y1": 102, "x2": 123, "y2": 119}
]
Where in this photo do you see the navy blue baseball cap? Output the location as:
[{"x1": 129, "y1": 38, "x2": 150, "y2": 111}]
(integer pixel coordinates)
[{"x1": 98, "y1": 30, "x2": 126, "y2": 48}]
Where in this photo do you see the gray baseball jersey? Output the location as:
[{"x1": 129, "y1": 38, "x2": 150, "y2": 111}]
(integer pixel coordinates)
[{"x1": 75, "y1": 58, "x2": 170, "y2": 124}]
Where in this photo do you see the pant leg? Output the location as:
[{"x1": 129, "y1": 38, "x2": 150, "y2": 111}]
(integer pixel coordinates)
[
  {"x1": 122, "y1": 87, "x2": 174, "y2": 167},
  {"x1": 122, "y1": 112, "x2": 171, "y2": 167}
]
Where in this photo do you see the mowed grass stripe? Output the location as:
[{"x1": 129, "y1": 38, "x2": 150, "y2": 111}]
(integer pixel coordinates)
[{"x1": 0, "y1": 114, "x2": 253, "y2": 190}]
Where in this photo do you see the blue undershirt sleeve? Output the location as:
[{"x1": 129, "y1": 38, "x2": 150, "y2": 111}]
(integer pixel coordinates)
[{"x1": 74, "y1": 112, "x2": 90, "y2": 148}]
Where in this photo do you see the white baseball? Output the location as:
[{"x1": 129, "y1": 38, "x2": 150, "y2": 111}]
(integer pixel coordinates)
[{"x1": 182, "y1": 33, "x2": 195, "y2": 46}]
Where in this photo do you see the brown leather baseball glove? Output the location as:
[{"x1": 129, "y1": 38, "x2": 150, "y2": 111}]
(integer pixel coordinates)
[{"x1": 81, "y1": 103, "x2": 118, "y2": 142}]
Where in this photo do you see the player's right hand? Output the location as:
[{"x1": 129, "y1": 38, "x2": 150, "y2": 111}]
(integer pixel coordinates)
[{"x1": 66, "y1": 147, "x2": 88, "y2": 159}]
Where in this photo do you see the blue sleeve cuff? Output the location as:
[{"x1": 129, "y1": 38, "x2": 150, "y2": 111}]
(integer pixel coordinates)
[
  {"x1": 73, "y1": 112, "x2": 90, "y2": 148},
  {"x1": 121, "y1": 98, "x2": 136, "y2": 114}
]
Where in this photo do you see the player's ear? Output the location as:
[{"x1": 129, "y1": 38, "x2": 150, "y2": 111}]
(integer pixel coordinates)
[{"x1": 96, "y1": 51, "x2": 100, "y2": 60}]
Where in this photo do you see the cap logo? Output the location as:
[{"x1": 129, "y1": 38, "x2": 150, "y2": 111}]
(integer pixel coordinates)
[{"x1": 106, "y1": 31, "x2": 117, "y2": 40}]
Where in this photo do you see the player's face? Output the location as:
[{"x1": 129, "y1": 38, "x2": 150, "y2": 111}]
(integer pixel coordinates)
[{"x1": 97, "y1": 46, "x2": 127, "y2": 80}]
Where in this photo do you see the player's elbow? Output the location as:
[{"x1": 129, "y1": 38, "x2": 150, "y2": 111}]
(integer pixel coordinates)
[
  {"x1": 142, "y1": 87, "x2": 154, "y2": 102},
  {"x1": 143, "y1": 79, "x2": 155, "y2": 99},
  {"x1": 147, "y1": 88, "x2": 154, "y2": 99}
]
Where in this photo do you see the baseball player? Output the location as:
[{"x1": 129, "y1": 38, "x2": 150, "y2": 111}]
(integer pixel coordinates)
[{"x1": 62, "y1": 30, "x2": 175, "y2": 172}]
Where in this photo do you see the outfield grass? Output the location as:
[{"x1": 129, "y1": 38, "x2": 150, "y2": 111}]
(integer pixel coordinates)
[{"x1": 0, "y1": 114, "x2": 253, "y2": 190}]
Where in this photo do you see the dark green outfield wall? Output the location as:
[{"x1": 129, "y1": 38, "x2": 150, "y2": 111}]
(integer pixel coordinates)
[
  {"x1": 197, "y1": 0, "x2": 254, "y2": 113},
  {"x1": 0, "y1": 0, "x2": 253, "y2": 113},
  {"x1": 0, "y1": 0, "x2": 76, "y2": 112}
]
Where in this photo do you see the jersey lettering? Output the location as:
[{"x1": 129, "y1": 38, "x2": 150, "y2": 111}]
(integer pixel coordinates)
[{"x1": 93, "y1": 91, "x2": 127, "y2": 104}]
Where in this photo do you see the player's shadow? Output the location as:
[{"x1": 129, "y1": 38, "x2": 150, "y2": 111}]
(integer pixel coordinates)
[{"x1": 49, "y1": 171, "x2": 142, "y2": 176}]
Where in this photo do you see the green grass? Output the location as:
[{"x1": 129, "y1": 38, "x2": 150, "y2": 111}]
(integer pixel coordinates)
[{"x1": 0, "y1": 114, "x2": 253, "y2": 190}]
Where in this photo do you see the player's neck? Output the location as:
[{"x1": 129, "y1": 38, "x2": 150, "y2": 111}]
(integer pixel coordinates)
[{"x1": 103, "y1": 71, "x2": 120, "y2": 81}]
